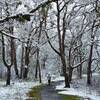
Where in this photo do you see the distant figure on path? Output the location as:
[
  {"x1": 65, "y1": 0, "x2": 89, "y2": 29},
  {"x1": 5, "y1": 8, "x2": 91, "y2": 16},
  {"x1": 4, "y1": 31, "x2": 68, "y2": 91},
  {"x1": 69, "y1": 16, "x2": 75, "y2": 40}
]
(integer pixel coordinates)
[{"x1": 47, "y1": 74, "x2": 51, "y2": 85}]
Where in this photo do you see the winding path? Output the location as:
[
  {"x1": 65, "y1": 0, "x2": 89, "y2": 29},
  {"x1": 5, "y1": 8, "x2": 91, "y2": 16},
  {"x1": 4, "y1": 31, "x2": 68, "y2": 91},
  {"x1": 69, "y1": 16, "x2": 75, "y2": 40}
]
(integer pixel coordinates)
[
  {"x1": 27, "y1": 81, "x2": 63, "y2": 100},
  {"x1": 40, "y1": 81, "x2": 63, "y2": 100}
]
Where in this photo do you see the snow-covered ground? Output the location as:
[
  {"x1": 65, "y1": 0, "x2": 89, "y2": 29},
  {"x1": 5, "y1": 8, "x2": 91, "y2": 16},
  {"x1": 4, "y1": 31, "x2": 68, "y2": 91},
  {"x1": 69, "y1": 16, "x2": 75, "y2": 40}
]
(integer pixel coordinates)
[
  {"x1": 0, "y1": 73, "x2": 100, "y2": 100},
  {"x1": 0, "y1": 80, "x2": 40, "y2": 100},
  {"x1": 56, "y1": 74, "x2": 100, "y2": 100},
  {"x1": 0, "y1": 72, "x2": 59, "y2": 100}
]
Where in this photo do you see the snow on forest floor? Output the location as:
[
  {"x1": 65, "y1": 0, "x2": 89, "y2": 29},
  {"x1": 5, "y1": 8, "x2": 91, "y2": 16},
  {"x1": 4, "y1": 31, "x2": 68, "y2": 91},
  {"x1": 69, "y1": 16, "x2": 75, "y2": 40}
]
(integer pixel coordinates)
[
  {"x1": 56, "y1": 73, "x2": 100, "y2": 100},
  {"x1": 0, "y1": 73, "x2": 56, "y2": 100},
  {"x1": 0, "y1": 80, "x2": 40, "y2": 100}
]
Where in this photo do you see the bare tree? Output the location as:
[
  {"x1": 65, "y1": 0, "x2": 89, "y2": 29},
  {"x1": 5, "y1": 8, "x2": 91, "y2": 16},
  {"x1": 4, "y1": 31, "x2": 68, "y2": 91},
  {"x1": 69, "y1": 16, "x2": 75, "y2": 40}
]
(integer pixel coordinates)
[{"x1": 1, "y1": 32, "x2": 13, "y2": 85}]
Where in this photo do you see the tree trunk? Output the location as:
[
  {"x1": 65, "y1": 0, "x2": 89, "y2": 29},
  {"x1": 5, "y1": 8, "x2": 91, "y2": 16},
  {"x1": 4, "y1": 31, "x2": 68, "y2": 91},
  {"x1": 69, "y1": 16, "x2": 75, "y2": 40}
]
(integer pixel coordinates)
[
  {"x1": 23, "y1": 67, "x2": 28, "y2": 79},
  {"x1": 61, "y1": 54, "x2": 70, "y2": 88},
  {"x1": 14, "y1": 60, "x2": 19, "y2": 78},
  {"x1": 35, "y1": 48, "x2": 42, "y2": 83},
  {"x1": 79, "y1": 56, "x2": 82, "y2": 79},
  {"x1": 35, "y1": 64, "x2": 38, "y2": 79},
  {"x1": 63, "y1": 66, "x2": 70, "y2": 88},
  {"x1": 87, "y1": 43, "x2": 94, "y2": 85},
  {"x1": 6, "y1": 67, "x2": 11, "y2": 85},
  {"x1": 77, "y1": 56, "x2": 82, "y2": 79},
  {"x1": 68, "y1": 48, "x2": 73, "y2": 82},
  {"x1": 35, "y1": 50, "x2": 39, "y2": 79},
  {"x1": 2, "y1": 34, "x2": 13, "y2": 85},
  {"x1": 20, "y1": 43, "x2": 24, "y2": 79},
  {"x1": 23, "y1": 46, "x2": 29, "y2": 79},
  {"x1": 69, "y1": 67, "x2": 73, "y2": 82},
  {"x1": 39, "y1": 62, "x2": 42, "y2": 83},
  {"x1": 13, "y1": 43, "x2": 19, "y2": 78}
]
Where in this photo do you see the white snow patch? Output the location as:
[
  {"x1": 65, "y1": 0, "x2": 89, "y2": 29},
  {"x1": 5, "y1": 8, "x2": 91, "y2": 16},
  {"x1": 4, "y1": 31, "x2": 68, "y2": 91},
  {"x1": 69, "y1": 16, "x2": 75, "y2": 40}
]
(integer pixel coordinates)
[
  {"x1": 24, "y1": 65, "x2": 28, "y2": 68},
  {"x1": 67, "y1": 3, "x2": 75, "y2": 12},
  {"x1": 58, "y1": 90, "x2": 100, "y2": 100},
  {"x1": 16, "y1": 4, "x2": 28, "y2": 14},
  {"x1": 0, "y1": 80, "x2": 40, "y2": 100},
  {"x1": 56, "y1": 74, "x2": 100, "y2": 100},
  {"x1": 53, "y1": 76, "x2": 64, "y2": 82}
]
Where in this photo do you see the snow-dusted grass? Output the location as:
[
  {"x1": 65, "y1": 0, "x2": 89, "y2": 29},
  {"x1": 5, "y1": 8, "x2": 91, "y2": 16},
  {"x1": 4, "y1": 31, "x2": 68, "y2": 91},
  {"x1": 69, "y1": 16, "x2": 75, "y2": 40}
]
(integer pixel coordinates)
[
  {"x1": 0, "y1": 80, "x2": 40, "y2": 100},
  {"x1": 56, "y1": 74, "x2": 100, "y2": 100}
]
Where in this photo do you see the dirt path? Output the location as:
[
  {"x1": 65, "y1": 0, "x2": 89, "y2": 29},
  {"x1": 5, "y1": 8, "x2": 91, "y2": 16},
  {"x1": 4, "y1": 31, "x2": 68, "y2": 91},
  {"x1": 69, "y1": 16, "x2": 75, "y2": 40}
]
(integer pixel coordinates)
[
  {"x1": 40, "y1": 81, "x2": 63, "y2": 100},
  {"x1": 27, "y1": 81, "x2": 63, "y2": 100},
  {"x1": 27, "y1": 81, "x2": 83, "y2": 100}
]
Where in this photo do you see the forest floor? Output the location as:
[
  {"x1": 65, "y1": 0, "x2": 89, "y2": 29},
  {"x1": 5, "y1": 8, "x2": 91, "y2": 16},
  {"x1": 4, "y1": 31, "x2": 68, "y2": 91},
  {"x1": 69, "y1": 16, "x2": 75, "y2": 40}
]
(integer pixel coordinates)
[
  {"x1": 0, "y1": 80, "x2": 40, "y2": 100},
  {"x1": 0, "y1": 73, "x2": 100, "y2": 100}
]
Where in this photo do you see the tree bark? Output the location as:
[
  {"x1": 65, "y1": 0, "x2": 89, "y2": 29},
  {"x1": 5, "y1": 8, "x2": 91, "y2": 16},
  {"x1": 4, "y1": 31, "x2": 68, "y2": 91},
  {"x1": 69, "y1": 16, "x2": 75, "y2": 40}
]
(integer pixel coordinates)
[
  {"x1": 23, "y1": 68, "x2": 28, "y2": 79},
  {"x1": 23, "y1": 46, "x2": 29, "y2": 79},
  {"x1": 1, "y1": 34, "x2": 13, "y2": 85},
  {"x1": 35, "y1": 62, "x2": 38, "y2": 79},
  {"x1": 69, "y1": 67, "x2": 73, "y2": 82},
  {"x1": 20, "y1": 43, "x2": 24, "y2": 79},
  {"x1": 79, "y1": 56, "x2": 82, "y2": 79},
  {"x1": 76, "y1": 55, "x2": 82, "y2": 79},
  {"x1": 68, "y1": 48, "x2": 73, "y2": 82},
  {"x1": 60, "y1": 52, "x2": 70, "y2": 87},
  {"x1": 38, "y1": 61, "x2": 42, "y2": 83},
  {"x1": 35, "y1": 48, "x2": 42, "y2": 83},
  {"x1": 56, "y1": 0, "x2": 70, "y2": 87},
  {"x1": 87, "y1": 43, "x2": 93, "y2": 85},
  {"x1": 13, "y1": 43, "x2": 19, "y2": 78},
  {"x1": 6, "y1": 67, "x2": 11, "y2": 85}
]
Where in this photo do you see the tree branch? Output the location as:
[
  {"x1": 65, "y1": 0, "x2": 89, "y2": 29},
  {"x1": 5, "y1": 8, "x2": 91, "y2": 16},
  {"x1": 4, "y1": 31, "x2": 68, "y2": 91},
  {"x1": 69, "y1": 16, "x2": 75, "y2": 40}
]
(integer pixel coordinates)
[
  {"x1": 0, "y1": 0, "x2": 57, "y2": 23},
  {"x1": 30, "y1": 0, "x2": 58, "y2": 13},
  {"x1": 0, "y1": 31, "x2": 26, "y2": 43},
  {"x1": 72, "y1": 58, "x2": 88, "y2": 69},
  {"x1": 45, "y1": 31, "x2": 60, "y2": 56}
]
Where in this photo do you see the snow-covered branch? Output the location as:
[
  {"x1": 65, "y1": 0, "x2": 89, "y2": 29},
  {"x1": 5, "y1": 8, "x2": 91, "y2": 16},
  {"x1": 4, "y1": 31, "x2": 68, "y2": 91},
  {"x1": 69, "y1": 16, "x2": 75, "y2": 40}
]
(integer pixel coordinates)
[
  {"x1": 30, "y1": 0, "x2": 57, "y2": 13},
  {"x1": 72, "y1": 58, "x2": 88, "y2": 69},
  {"x1": 45, "y1": 31, "x2": 60, "y2": 56},
  {"x1": 0, "y1": 31, "x2": 25, "y2": 43},
  {"x1": 73, "y1": 58, "x2": 99, "y2": 69},
  {"x1": 0, "y1": 0, "x2": 57, "y2": 23}
]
